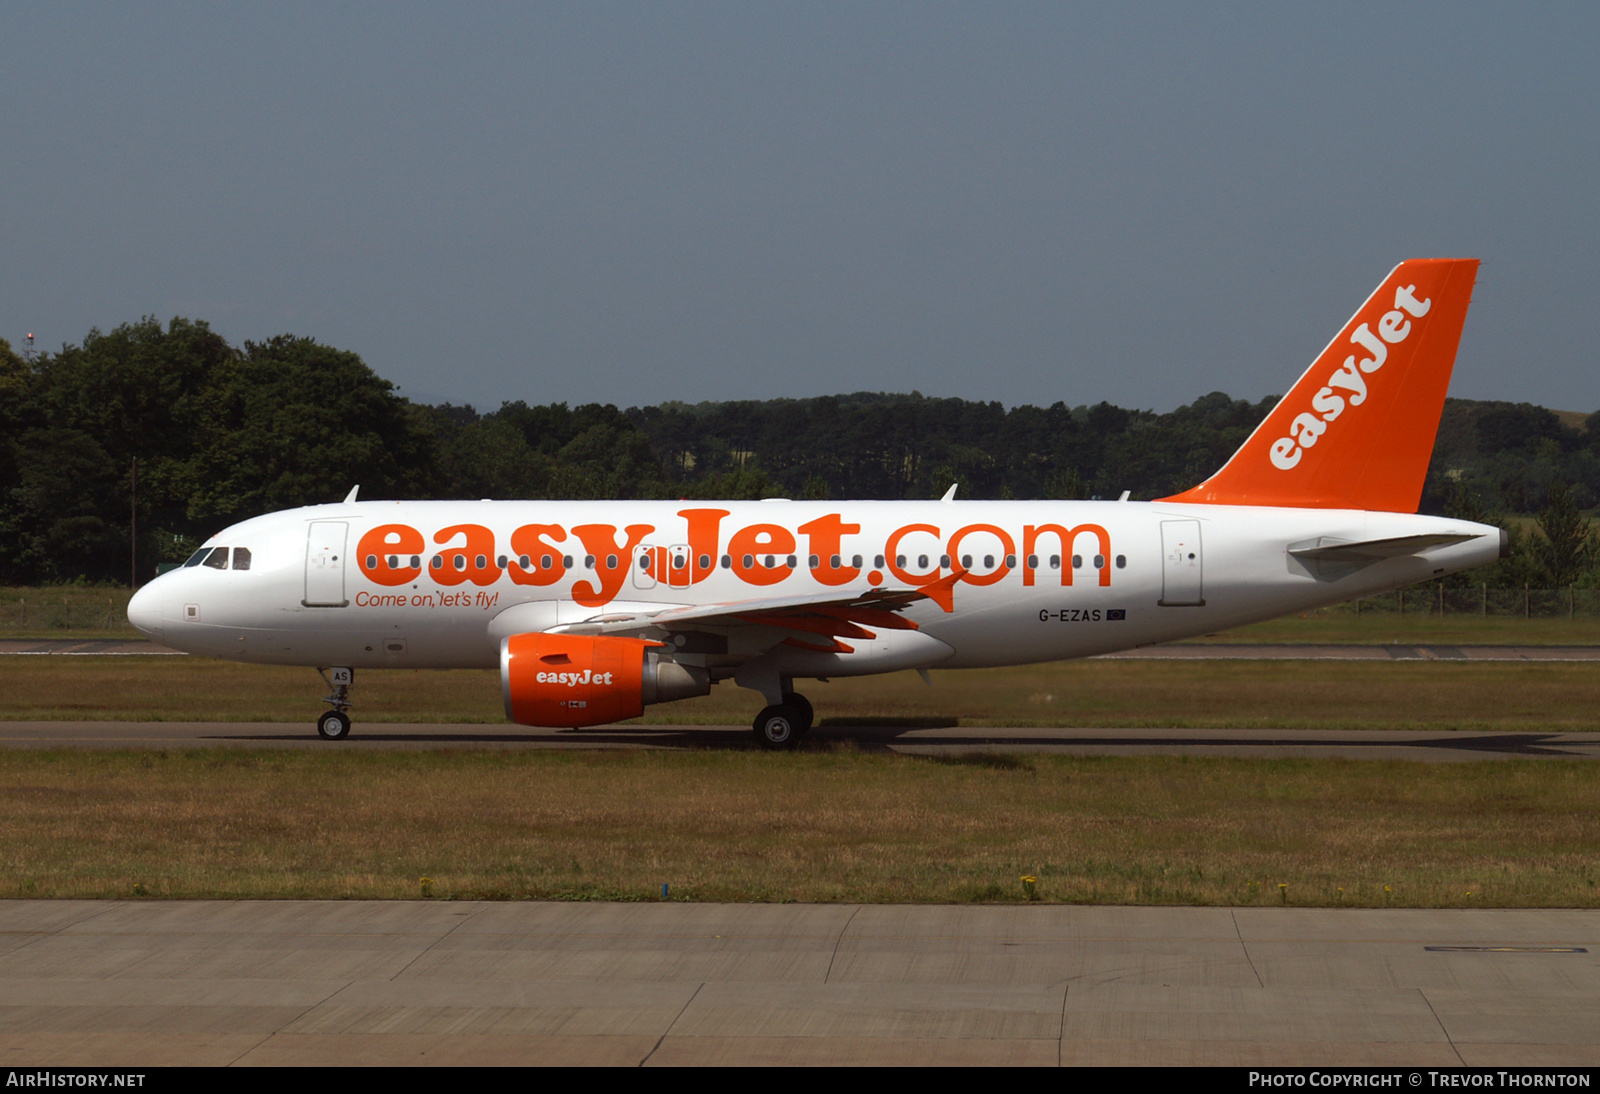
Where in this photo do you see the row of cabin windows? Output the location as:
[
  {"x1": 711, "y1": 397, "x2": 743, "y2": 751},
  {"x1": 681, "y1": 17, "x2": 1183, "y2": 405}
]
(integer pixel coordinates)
[
  {"x1": 368, "y1": 551, "x2": 1129, "y2": 574},
  {"x1": 184, "y1": 546, "x2": 252, "y2": 571}
]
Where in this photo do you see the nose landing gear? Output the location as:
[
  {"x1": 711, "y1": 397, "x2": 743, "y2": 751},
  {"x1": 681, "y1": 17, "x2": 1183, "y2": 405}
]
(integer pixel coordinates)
[{"x1": 316, "y1": 667, "x2": 354, "y2": 740}]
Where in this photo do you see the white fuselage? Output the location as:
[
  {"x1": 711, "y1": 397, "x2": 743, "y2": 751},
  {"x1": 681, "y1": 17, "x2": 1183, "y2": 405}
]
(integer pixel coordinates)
[{"x1": 127, "y1": 498, "x2": 1501, "y2": 678}]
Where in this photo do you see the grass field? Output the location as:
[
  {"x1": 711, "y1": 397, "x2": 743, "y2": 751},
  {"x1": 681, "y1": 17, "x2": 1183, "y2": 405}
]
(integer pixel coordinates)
[
  {"x1": 0, "y1": 749, "x2": 1594, "y2": 907},
  {"x1": 4, "y1": 655, "x2": 1598, "y2": 732},
  {"x1": 5, "y1": 593, "x2": 1597, "y2": 909}
]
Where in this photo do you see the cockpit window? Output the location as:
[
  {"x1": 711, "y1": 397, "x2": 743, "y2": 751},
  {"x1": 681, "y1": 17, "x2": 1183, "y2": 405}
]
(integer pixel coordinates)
[
  {"x1": 183, "y1": 548, "x2": 211, "y2": 568},
  {"x1": 232, "y1": 548, "x2": 252, "y2": 571},
  {"x1": 203, "y1": 547, "x2": 230, "y2": 570}
]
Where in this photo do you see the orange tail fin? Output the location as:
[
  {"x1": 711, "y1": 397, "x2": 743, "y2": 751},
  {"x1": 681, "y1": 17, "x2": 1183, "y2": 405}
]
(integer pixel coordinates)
[{"x1": 1158, "y1": 258, "x2": 1479, "y2": 512}]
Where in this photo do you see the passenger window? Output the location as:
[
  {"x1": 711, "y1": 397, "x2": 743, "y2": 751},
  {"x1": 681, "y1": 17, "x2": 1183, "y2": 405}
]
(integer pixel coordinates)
[
  {"x1": 851, "y1": 555, "x2": 862, "y2": 568},
  {"x1": 810, "y1": 555, "x2": 821, "y2": 569},
  {"x1": 1093, "y1": 555, "x2": 1105, "y2": 568},
  {"x1": 721, "y1": 555, "x2": 732, "y2": 569},
  {"x1": 1006, "y1": 554, "x2": 1016, "y2": 568},
  {"x1": 1116, "y1": 555, "x2": 1126, "y2": 568},
  {"x1": 233, "y1": 548, "x2": 251, "y2": 571},
  {"x1": 203, "y1": 548, "x2": 229, "y2": 570},
  {"x1": 699, "y1": 554, "x2": 711, "y2": 570},
  {"x1": 562, "y1": 555, "x2": 574, "y2": 569},
  {"x1": 1027, "y1": 554, "x2": 1038, "y2": 569},
  {"x1": 874, "y1": 555, "x2": 885, "y2": 569},
  {"x1": 961, "y1": 554, "x2": 972, "y2": 568},
  {"x1": 1073, "y1": 555, "x2": 1083, "y2": 569},
  {"x1": 1050, "y1": 555, "x2": 1060, "y2": 569}
]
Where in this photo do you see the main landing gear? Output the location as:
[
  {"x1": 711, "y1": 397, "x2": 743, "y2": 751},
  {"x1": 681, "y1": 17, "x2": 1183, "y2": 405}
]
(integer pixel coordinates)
[
  {"x1": 316, "y1": 667, "x2": 354, "y2": 740},
  {"x1": 752, "y1": 691, "x2": 814, "y2": 750}
]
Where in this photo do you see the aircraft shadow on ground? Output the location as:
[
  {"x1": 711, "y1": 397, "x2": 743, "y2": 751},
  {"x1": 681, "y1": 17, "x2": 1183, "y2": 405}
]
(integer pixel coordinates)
[{"x1": 207, "y1": 725, "x2": 1588, "y2": 757}]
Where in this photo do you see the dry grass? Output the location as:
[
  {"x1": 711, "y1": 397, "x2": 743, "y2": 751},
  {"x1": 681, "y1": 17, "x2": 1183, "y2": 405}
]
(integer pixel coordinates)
[
  {"x1": 1201, "y1": 609, "x2": 1600, "y2": 646},
  {"x1": 4, "y1": 656, "x2": 1598, "y2": 733},
  {"x1": 0, "y1": 749, "x2": 1594, "y2": 906}
]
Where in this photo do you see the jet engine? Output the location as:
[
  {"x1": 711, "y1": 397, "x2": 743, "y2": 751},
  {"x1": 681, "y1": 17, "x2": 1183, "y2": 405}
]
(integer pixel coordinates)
[{"x1": 500, "y1": 632, "x2": 711, "y2": 728}]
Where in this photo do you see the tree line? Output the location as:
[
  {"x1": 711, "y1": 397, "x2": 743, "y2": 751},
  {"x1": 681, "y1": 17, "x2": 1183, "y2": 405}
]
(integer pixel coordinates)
[{"x1": 2, "y1": 317, "x2": 1597, "y2": 586}]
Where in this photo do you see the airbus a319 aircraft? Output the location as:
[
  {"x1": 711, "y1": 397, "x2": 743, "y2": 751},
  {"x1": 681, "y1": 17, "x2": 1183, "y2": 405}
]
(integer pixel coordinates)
[{"x1": 128, "y1": 258, "x2": 1502, "y2": 747}]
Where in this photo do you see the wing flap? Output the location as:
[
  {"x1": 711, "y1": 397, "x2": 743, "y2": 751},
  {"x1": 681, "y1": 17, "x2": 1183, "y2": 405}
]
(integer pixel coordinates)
[{"x1": 551, "y1": 572, "x2": 966, "y2": 639}]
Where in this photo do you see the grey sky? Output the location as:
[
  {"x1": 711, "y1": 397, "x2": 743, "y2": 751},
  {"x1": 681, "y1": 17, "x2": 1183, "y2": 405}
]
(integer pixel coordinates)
[{"x1": 4, "y1": 3, "x2": 1596, "y2": 414}]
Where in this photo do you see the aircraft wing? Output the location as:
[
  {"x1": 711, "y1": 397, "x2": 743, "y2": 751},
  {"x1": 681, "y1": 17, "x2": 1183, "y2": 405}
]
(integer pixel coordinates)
[{"x1": 549, "y1": 568, "x2": 966, "y2": 644}]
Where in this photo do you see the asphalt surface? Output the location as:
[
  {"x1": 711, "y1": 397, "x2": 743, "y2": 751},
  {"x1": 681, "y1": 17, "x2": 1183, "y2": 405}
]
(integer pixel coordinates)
[{"x1": 1, "y1": 901, "x2": 1595, "y2": 1066}]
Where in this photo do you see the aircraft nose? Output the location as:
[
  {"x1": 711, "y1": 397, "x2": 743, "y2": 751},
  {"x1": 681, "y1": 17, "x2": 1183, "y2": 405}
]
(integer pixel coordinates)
[{"x1": 127, "y1": 583, "x2": 164, "y2": 640}]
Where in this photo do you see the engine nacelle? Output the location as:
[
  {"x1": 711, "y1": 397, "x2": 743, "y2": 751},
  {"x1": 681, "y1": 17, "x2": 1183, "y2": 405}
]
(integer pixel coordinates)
[{"x1": 501, "y1": 632, "x2": 711, "y2": 728}]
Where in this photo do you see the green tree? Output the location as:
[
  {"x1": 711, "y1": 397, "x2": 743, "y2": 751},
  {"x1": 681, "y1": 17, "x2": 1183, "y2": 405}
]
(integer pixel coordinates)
[
  {"x1": 1532, "y1": 482, "x2": 1598, "y2": 588},
  {"x1": 189, "y1": 335, "x2": 436, "y2": 518}
]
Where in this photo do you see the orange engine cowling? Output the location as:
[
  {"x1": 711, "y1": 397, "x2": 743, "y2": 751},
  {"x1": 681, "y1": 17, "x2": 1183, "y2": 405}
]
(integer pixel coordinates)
[{"x1": 500, "y1": 632, "x2": 710, "y2": 728}]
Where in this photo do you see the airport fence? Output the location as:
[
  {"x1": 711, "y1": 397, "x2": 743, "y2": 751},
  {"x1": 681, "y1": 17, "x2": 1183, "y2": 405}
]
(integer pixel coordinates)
[
  {"x1": 1334, "y1": 584, "x2": 1600, "y2": 620},
  {"x1": 0, "y1": 588, "x2": 135, "y2": 634}
]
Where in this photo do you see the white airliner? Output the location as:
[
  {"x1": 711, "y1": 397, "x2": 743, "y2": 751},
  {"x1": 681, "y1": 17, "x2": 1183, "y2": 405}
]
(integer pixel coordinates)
[{"x1": 128, "y1": 259, "x2": 1502, "y2": 746}]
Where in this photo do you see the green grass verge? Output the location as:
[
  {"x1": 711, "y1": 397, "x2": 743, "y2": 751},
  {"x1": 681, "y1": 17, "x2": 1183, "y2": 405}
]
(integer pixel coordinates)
[{"x1": 1, "y1": 749, "x2": 1594, "y2": 906}]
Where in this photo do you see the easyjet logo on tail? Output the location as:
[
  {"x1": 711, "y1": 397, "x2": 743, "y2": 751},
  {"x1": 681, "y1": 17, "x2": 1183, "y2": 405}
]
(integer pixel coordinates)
[
  {"x1": 1269, "y1": 283, "x2": 1432, "y2": 471},
  {"x1": 1156, "y1": 257, "x2": 1476, "y2": 513}
]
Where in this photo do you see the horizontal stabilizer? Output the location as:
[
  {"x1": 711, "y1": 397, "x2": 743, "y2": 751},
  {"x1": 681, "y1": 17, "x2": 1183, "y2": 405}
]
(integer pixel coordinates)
[
  {"x1": 1287, "y1": 531, "x2": 1484, "y2": 579},
  {"x1": 1288, "y1": 532, "x2": 1481, "y2": 563}
]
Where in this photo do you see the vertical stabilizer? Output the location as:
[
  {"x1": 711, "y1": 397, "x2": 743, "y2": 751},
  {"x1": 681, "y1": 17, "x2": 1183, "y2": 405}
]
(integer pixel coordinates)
[{"x1": 1158, "y1": 258, "x2": 1479, "y2": 512}]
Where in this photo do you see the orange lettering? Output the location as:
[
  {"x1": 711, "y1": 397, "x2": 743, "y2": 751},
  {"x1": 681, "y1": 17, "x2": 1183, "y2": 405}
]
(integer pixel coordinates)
[
  {"x1": 356, "y1": 524, "x2": 423, "y2": 587},
  {"x1": 947, "y1": 523, "x2": 1016, "y2": 586},
  {"x1": 885, "y1": 524, "x2": 942, "y2": 586},
  {"x1": 1023, "y1": 523, "x2": 1111, "y2": 587},
  {"x1": 799, "y1": 513, "x2": 861, "y2": 587},
  {"x1": 430, "y1": 524, "x2": 502, "y2": 587},
  {"x1": 679, "y1": 508, "x2": 729, "y2": 585},
  {"x1": 507, "y1": 524, "x2": 568, "y2": 587},
  {"x1": 728, "y1": 523, "x2": 797, "y2": 586},
  {"x1": 571, "y1": 524, "x2": 654, "y2": 606}
]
